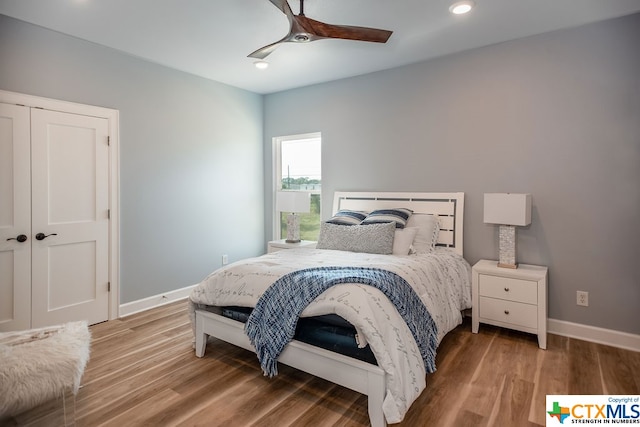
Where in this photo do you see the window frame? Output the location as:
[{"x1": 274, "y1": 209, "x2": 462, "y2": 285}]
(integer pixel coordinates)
[{"x1": 272, "y1": 132, "x2": 322, "y2": 240}]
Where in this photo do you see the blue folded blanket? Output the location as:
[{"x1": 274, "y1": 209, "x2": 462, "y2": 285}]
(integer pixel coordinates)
[{"x1": 245, "y1": 266, "x2": 438, "y2": 377}]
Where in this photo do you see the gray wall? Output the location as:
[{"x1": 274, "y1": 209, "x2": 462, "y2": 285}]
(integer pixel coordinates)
[
  {"x1": 0, "y1": 14, "x2": 265, "y2": 303},
  {"x1": 2, "y1": 11, "x2": 637, "y2": 335},
  {"x1": 264, "y1": 14, "x2": 640, "y2": 335}
]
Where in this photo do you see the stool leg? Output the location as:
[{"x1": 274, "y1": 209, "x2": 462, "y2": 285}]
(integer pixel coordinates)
[{"x1": 62, "y1": 387, "x2": 77, "y2": 427}]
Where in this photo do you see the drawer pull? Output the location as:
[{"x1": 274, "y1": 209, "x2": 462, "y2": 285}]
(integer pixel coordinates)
[
  {"x1": 504, "y1": 287, "x2": 510, "y2": 292},
  {"x1": 504, "y1": 310, "x2": 510, "y2": 315}
]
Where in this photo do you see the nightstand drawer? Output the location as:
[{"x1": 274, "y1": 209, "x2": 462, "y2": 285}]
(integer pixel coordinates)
[
  {"x1": 479, "y1": 296, "x2": 537, "y2": 329},
  {"x1": 478, "y1": 274, "x2": 537, "y2": 304}
]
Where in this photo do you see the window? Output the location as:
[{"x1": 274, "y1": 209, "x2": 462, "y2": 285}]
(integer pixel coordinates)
[{"x1": 274, "y1": 133, "x2": 321, "y2": 241}]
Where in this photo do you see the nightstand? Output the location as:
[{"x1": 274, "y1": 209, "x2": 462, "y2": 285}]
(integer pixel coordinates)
[
  {"x1": 267, "y1": 239, "x2": 317, "y2": 253},
  {"x1": 472, "y1": 259, "x2": 548, "y2": 349}
]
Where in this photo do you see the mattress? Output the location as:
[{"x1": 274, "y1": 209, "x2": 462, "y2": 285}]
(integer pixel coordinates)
[{"x1": 221, "y1": 306, "x2": 377, "y2": 364}]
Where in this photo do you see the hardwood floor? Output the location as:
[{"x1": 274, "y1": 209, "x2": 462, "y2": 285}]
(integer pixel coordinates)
[{"x1": 6, "y1": 300, "x2": 639, "y2": 426}]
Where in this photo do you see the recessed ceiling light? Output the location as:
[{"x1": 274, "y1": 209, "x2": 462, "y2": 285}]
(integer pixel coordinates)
[
  {"x1": 253, "y1": 60, "x2": 269, "y2": 70},
  {"x1": 449, "y1": 0, "x2": 475, "y2": 15}
]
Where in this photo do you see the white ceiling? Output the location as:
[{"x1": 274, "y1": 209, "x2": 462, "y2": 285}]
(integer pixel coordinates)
[{"x1": 2, "y1": 0, "x2": 640, "y2": 94}]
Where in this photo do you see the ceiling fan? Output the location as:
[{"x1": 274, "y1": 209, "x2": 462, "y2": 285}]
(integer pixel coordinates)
[{"x1": 249, "y1": 0, "x2": 393, "y2": 59}]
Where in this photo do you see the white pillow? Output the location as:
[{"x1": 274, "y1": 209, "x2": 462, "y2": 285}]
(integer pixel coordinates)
[
  {"x1": 405, "y1": 214, "x2": 440, "y2": 254},
  {"x1": 392, "y1": 227, "x2": 419, "y2": 255}
]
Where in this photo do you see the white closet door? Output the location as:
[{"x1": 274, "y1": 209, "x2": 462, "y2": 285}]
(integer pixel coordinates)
[
  {"x1": 0, "y1": 103, "x2": 31, "y2": 332},
  {"x1": 30, "y1": 108, "x2": 110, "y2": 327}
]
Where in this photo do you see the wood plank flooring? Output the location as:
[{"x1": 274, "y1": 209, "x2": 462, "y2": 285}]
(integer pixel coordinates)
[{"x1": 5, "y1": 300, "x2": 639, "y2": 426}]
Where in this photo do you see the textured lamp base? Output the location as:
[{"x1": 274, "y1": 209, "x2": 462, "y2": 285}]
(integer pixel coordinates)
[
  {"x1": 285, "y1": 213, "x2": 301, "y2": 243},
  {"x1": 498, "y1": 224, "x2": 518, "y2": 269}
]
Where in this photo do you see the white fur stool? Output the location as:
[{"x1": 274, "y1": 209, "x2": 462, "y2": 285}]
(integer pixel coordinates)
[{"x1": 0, "y1": 321, "x2": 91, "y2": 422}]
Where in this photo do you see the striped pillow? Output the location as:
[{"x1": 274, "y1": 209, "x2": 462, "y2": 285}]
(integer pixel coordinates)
[
  {"x1": 326, "y1": 210, "x2": 369, "y2": 226},
  {"x1": 361, "y1": 208, "x2": 413, "y2": 229}
]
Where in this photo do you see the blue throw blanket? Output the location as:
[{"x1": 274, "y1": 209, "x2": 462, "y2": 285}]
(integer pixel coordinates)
[{"x1": 244, "y1": 266, "x2": 438, "y2": 377}]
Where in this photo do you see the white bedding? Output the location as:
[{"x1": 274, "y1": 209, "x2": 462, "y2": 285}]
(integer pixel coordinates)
[{"x1": 188, "y1": 247, "x2": 471, "y2": 423}]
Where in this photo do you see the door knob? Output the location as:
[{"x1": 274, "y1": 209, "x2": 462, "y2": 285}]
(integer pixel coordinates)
[
  {"x1": 7, "y1": 234, "x2": 28, "y2": 242},
  {"x1": 35, "y1": 233, "x2": 57, "y2": 241}
]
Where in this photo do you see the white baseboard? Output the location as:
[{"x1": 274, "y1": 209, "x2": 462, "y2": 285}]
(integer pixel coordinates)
[
  {"x1": 119, "y1": 284, "x2": 197, "y2": 318},
  {"x1": 548, "y1": 318, "x2": 640, "y2": 352}
]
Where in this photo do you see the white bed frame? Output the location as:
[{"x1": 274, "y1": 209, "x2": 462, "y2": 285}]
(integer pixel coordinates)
[{"x1": 195, "y1": 191, "x2": 464, "y2": 427}]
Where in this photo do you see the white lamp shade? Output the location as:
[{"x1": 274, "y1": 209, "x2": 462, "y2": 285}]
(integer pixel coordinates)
[
  {"x1": 484, "y1": 193, "x2": 531, "y2": 226},
  {"x1": 276, "y1": 191, "x2": 310, "y2": 213}
]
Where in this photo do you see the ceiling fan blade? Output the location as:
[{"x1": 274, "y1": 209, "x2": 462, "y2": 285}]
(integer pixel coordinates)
[
  {"x1": 267, "y1": 0, "x2": 294, "y2": 19},
  {"x1": 249, "y1": 0, "x2": 296, "y2": 59},
  {"x1": 248, "y1": 37, "x2": 287, "y2": 59},
  {"x1": 299, "y1": 16, "x2": 392, "y2": 43}
]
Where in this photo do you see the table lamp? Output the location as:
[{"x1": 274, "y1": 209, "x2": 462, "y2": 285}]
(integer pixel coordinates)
[
  {"x1": 483, "y1": 193, "x2": 531, "y2": 268},
  {"x1": 276, "y1": 191, "x2": 311, "y2": 243}
]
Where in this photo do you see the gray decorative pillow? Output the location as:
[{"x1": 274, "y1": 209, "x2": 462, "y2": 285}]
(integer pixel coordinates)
[{"x1": 316, "y1": 221, "x2": 395, "y2": 254}]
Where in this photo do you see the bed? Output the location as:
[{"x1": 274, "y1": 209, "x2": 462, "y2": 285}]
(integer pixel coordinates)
[{"x1": 189, "y1": 191, "x2": 471, "y2": 427}]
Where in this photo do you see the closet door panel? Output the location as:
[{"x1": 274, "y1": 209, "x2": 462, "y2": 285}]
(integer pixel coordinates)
[
  {"x1": 30, "y1": 109, "x2": 110, "y2": 327},
  {"x1": 0, "y1": 103, "x2": 31, "y2": 332}
]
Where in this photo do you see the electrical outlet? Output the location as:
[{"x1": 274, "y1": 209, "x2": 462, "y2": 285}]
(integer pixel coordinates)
[
  {"x1": 222, "y1": 254, "x2": 228, "y2": 265},
  {"x1": 577, "y1": 291, "x2": 589, "y2": 307}
]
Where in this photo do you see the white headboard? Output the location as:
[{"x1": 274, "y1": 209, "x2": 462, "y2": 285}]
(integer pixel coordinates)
[{"x1": 333, "y1": 191, "x2": 465, "y2": 256}]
